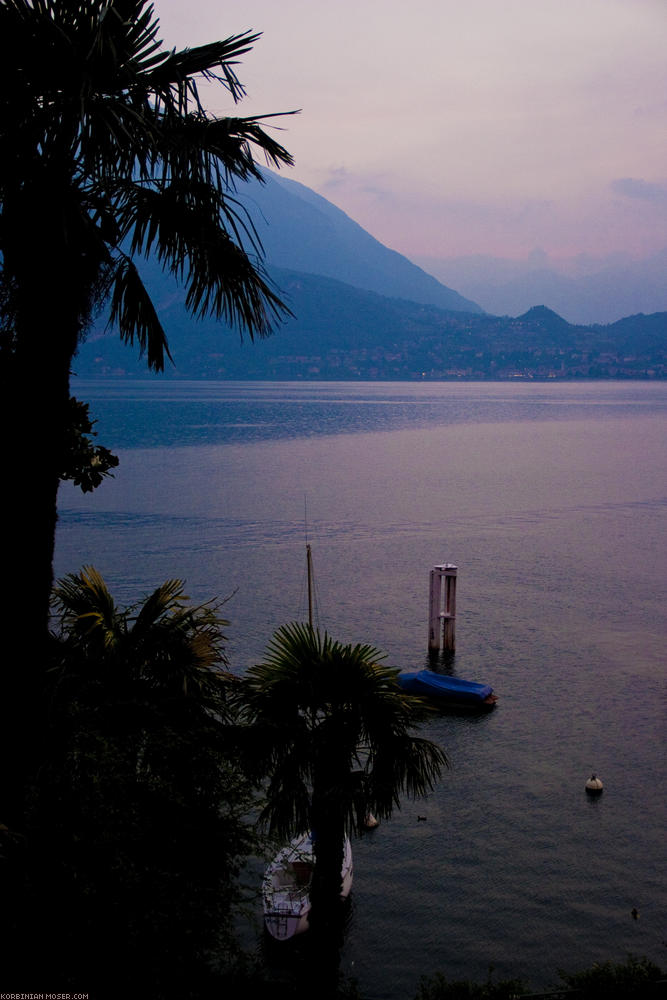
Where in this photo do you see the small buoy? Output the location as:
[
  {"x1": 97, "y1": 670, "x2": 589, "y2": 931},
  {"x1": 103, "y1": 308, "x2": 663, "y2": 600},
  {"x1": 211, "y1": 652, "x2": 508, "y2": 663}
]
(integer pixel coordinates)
[
  {"x1": 363, "y1": 813, "x2": 379, "y2": 829},
  {"x1": 631, "y1": 907, "x2": 639, "y2": 920},
  {"x1": 585, "y1": 773, "x2": 604, "y2": 794}
]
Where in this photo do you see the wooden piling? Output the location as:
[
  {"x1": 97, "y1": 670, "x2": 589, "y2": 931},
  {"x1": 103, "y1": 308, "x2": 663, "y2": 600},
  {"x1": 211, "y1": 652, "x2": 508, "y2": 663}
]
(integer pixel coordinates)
[{"x1": 428, "y1": 563, "x2": 457, "y2": 653}]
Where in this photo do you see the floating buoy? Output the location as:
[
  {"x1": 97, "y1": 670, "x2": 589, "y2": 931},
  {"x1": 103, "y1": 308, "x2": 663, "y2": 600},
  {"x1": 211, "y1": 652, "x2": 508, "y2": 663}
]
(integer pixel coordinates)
[
  {"x1": 585, "y1": 773, "x2": 604, "y2": 794},
  {"x1": 363, "y1": 813, "x2": 379, "y2": 829},
  {"x1": 631, "y1": 907, "x2": 639, "y2": 920}
]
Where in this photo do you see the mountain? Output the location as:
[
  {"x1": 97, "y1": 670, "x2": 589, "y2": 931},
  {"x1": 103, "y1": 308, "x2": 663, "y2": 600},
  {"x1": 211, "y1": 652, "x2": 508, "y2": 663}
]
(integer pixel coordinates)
[
  {"x1": 515, "y1": 304, "x2": 574, "y2": 334},
  {"x1": 76, "y1": 171, "x2": 666, "y2": 380},
  {"x1": 77, "y1": 271, "x2": 667, "y2": 381},
  {"x1": 414, "y1": 248, "x2": 667, "y2": 325},
  {"x1": 233, "y1": 169, "x2": 483, "y2": 315}
]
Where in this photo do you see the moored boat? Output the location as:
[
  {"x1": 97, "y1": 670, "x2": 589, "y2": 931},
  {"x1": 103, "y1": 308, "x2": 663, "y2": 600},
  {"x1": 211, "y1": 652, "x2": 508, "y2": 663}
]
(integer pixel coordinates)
[
  {"x1": 397, "y1": 669, "x2": 497, "y2": 709},
  {"x1": 263, "y1": 832, "x2": 353, "y2": 941}
]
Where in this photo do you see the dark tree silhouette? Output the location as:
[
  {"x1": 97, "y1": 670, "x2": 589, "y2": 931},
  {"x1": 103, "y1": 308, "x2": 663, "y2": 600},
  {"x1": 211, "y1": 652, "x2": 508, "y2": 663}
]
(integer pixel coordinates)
[
  {"x1": 243, "y1": 622, "x2": 447, "y2": 982},
  {"x1": 0, "y1": 0, "x2": 293, "y2": 827},
  {"x1": 5, "y1": 567, "x2": 258, "y2": 992}
]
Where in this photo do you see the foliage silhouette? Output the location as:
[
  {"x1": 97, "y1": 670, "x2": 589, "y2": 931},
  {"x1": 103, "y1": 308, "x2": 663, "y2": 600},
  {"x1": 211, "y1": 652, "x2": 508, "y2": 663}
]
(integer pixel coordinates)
[
  {"x1": 0, "y1": 0, "x2": 293, "y2": 834},
  {"x1": 558, "y1": 954, "x2": 665, "y2": 999},
  {"x1": 3, "y1": 568, "x2": 258, "y2": 995},
  {"x1": 243, "y1": 621, "x2": 447, "y2": 984}
]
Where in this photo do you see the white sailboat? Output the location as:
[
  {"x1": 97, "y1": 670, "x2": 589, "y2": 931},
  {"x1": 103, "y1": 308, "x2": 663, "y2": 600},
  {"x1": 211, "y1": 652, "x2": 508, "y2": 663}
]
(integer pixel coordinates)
[
  {"x1": 263, "y1": 832, "x2": 353, "y2": 941},
  {"x1": 262, "y1": 537, "x2": 354, "y2": 941}
]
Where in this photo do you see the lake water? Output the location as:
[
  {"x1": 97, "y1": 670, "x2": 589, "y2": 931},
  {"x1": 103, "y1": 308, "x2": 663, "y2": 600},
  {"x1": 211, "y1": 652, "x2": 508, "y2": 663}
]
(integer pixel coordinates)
[{"x1": 55, "y1": 380, "x2": 667, "y2": 995}]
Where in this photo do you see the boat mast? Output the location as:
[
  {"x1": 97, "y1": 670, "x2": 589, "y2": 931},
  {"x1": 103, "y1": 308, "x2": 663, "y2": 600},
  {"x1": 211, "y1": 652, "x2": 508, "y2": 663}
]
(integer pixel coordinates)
[
  {"x1": 304, "y1": 495, "x2": 314, "y2": 629},
  {"x1": 306, "y1": 542, "x2": 313, "y2": 628}
]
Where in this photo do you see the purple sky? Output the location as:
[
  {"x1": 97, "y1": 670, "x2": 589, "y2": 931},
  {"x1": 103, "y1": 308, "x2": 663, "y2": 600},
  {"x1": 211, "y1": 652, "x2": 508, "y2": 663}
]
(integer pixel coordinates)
[{"x1": 158, "y1": 0, "x2": 667, "y2": 262}]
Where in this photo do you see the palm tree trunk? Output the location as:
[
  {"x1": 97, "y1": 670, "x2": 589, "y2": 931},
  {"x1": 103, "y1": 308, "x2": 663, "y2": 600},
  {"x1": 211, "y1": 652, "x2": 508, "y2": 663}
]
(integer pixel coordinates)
[
  {"x1": 0, "y1": 189, "x2": 80, "y2": 831},
  {"x1": 308, "y1": 790, "x2": 347, "y2": 992}
]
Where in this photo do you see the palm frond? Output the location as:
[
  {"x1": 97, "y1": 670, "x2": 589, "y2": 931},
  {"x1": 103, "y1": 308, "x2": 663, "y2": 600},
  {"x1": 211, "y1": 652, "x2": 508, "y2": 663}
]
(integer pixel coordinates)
[
  {"x1": 1, "y1": 0, "x2": 295, "y2": 379},
  {"x1": 107, "y1": 253, "x2": 172, "y2": 369},
  {"x1": 131, "y1": 578, "x2": 187, "y2": 635},
  {"x1": 145, "y1": 32, "x2": 261, "y2": 107},
  {"x1": 244, "y1": 621, "x2": 448, "y2": 843},
  {"x1": 51, "y1": 565, "x2": 231, "y2": 713},
  {"x1": 152, "y1": 112, "x2": 295, "y2": 188},
  {"x1": 51, "y1": 565, "x2": 121, "y2": 649},
  {"x1": 100, "y1": 0, "x2": 164, "y2": 75}
]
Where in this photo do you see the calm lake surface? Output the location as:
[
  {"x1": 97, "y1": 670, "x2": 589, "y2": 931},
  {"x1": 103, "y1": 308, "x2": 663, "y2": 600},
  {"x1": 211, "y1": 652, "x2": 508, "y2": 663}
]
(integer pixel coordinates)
[{"x1": 55, "y1": 380, "x2": 667, "y2": 995}]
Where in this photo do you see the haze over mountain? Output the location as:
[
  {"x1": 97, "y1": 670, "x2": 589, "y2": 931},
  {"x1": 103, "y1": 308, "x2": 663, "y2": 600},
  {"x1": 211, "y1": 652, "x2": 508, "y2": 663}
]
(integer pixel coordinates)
[
  {"x1": 78, "y1": 169, "x2": 666, "y2": 381},
  {"x1": 232, "y1": 169, "x2": 667, "y2": 326},
  {"x1": 415, "y1": 247, "x2": 667, "y2": 325},
  {"x1": 233, "y1": 169, "x2": 483, "y2": 315}
]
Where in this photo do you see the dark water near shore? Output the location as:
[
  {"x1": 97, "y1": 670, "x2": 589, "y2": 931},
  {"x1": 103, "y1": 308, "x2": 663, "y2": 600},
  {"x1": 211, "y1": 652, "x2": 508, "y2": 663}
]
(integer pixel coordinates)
[{"x1": 55, "y1": 380, "x2": 667, "y2": 995}]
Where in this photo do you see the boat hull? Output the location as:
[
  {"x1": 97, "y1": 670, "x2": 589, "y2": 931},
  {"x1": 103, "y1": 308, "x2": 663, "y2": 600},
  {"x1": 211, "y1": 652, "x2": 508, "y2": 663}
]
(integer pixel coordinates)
[
  {"x1": 264, "y1": 899, "x2": 311, "y2": 942},
  {"x1": 263, "y1": 833, "x2": 353, "y2": 941},
  {"x1": 397, "y1": 670, "x2": 497, "y2": 709}
]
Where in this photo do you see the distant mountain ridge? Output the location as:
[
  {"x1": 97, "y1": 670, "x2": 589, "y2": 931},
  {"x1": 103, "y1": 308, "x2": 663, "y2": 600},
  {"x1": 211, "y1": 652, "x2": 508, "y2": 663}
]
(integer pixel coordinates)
[
  {"x1": 234, "y1": 169, "x2": 483, "y2": 315},
  {"x1": 78, "y1": 269, "x2": 666, "y2": 381},
  {"x1": 77, "y1": 170, "x2": 666, "y2": 381}
]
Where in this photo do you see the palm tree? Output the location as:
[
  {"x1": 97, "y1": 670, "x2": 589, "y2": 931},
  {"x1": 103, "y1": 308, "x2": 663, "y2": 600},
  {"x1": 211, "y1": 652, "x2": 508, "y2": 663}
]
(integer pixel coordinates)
[
  {"x1": 0, "y1": 0, "x2": 293, "y2": 823},
  {"x1": 14, "y1": 567, "x2": 256, "y2": 988},
  {"x1": 50, "y1": 564, "x2": 235, "y2": 734},
  {"x1": 242, "y1": 622, "x2": 447, "y2": 944},
  {"x1": 48, "y1": 565, "x2": 260, "y2": 817}
]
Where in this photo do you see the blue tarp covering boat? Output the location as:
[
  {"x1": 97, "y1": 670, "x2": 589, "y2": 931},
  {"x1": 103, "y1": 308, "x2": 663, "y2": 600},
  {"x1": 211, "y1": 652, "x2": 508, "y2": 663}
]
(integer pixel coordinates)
[{"x1": 397, "y1": 670, "x2": 497, "y2": 708}]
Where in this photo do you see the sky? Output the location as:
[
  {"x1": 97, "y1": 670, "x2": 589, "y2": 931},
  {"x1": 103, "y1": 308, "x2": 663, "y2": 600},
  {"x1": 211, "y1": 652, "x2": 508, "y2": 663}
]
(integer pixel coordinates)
[{"x1": 157, "y1": 0, "x2": 667, "y2": 263}]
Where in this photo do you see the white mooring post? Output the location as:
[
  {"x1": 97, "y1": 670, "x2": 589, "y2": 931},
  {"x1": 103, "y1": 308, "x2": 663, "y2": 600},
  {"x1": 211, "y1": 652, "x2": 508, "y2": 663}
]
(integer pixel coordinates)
[{"x1": 428, "y1": 563, "x2": 457, "y2": 653}]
